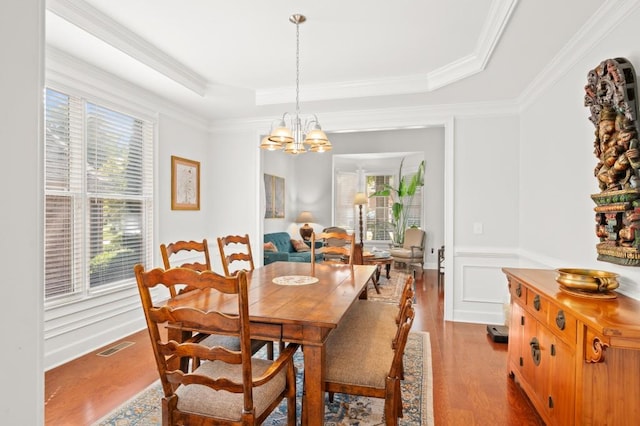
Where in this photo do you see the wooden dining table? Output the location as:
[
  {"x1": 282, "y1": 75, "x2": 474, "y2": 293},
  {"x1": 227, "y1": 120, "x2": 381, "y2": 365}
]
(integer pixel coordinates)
[{"x1": 165, "y1": 261, "x2": 377, "y2": 425}]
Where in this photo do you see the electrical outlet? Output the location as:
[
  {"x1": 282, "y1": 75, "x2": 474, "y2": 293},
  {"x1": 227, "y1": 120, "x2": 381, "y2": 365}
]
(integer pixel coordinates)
[{"x1": 473, "y1": 222, "x2": 483, "y2": 234}]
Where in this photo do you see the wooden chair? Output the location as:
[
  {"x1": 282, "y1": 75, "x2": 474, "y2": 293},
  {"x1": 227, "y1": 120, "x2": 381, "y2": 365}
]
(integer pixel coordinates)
[
  {"x1": 217, "y1": 233, "x2": 277, "y2": 359},
  {"x1": 323, "y1": 300, "x2": 416, "y2": 425},
  {"x1": 160, "y1": 239, "x2": 212, "y2": 297},
  {"x1": 336, "y1": 275, "x2": 414, "y2": 378},
  {"x1": 160, "y1": 238, "x2": 273, "y2": 360},
  {"x1": 311, "y1": 230, "x2": 355, "y2": 267},
  {"x1": 134, "y1": 265, "x2": 299, "y2": 425},
  {"x1": 216, "y1": 234, "x2": 255, "y2": 277}
]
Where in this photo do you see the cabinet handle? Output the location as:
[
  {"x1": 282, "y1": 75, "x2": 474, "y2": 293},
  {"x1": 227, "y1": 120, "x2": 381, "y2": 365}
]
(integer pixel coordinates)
[
  {"x1": 548, "y1": 396, "x2": 554, "y2": 409},
  {"x1": 556, "y1": 310, "x2": 566, "y2": 330},
  {"x1": 515, "y1": 283, "x2": 522, "y2": 297},
  {"x1": 530, "y1": 337, "x2": 541, "y2": 366},
  {"x1": 533, "y1": 294, "x2": 541, "y2": 311},
  {"x1": 551, "y1": 344, "x2": 556, "y2": 356}
]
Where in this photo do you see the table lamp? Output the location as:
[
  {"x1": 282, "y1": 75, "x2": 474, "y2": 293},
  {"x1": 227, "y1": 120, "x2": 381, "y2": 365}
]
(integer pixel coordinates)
[
  {"x1": 354, "y1": 192, "x2": 367, "y2": 247},
  {"x1": 296, "y1": 211, "x2": 315, "y2": 241}
]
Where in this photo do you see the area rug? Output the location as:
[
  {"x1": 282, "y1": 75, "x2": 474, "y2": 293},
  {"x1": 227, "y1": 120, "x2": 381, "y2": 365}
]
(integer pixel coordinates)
[
  {"x1": 93, "y1": 331, "x2": 433, "y2": 426},
  {"x1": 367, "y1": 269, "x2": 412, "y2": 305}
]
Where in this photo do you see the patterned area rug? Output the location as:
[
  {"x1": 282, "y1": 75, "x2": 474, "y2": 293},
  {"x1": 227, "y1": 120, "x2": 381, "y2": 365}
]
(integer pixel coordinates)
[
  {"x1": 367, "y1": 269, "x2": 412, "y2": 304},
  {"x1": 94, "y1": 330, "x2": 433, "y2": 426}
]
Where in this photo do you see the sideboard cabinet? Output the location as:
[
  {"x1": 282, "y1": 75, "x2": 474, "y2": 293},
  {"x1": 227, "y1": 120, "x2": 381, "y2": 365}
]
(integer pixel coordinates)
[{"x1": 503, "y1": 268, "x2": 640, "y2": 425}]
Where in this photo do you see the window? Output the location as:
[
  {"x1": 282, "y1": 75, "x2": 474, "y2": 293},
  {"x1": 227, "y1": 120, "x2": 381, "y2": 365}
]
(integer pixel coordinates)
[
  {"x1": 335, "y1": 169, "x2": 423, "y2": 244},
  {"x1": 367, "y1": 172, "x2": 423, "y2": 243},
  {"x1": 44, "y1": 88, "x2": 154, "y2": 302},
  {"x1": 334, "y1": 171, "x2": 357, "y2": 231}
]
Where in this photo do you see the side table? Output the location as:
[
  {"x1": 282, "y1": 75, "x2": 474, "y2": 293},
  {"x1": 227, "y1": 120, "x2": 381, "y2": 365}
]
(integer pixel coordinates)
[{"x1": 362, "y1": 254, "x2": 393, "y2": 294}]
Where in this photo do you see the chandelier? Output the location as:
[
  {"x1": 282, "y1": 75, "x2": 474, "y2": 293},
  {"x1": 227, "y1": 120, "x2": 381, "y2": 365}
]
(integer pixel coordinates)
[{"x1": 260, "y1": 14, "x2": 332, "y2": 154}]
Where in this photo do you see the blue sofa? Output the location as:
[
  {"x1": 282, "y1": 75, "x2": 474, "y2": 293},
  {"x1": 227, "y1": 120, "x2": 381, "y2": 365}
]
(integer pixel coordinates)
[{"x1": 263, "y1": 232, "x2": 324, "y2": 265}]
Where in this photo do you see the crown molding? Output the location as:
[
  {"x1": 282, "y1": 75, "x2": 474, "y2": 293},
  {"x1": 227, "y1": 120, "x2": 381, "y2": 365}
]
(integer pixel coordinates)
[
  {"x1": 47, "y1": 0, "x2": 209, "y2": 97},
  {"x1": 428, "y1": 0, "x2": 518, "y2": 91},
  {"x1": 46, "y1": 45, "x2": 210, "y2": 131},
  {"x1": 517, "y1": 0, "x2": 640, "y2": 112},
  {"x1": 256, "y1": 0, "x2": 518, "y2": 105},
  {"x1": 211, "y1": 99, "x2": 519, "y2": 133}
]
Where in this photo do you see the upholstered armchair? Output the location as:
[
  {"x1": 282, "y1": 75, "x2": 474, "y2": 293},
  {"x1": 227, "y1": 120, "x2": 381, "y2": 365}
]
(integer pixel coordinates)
[{"x1": 390, "y1": 228, "x2": 426, "y2": 272}]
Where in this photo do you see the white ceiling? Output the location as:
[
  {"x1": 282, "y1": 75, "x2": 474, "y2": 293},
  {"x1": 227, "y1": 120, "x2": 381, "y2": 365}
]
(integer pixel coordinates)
[{"x1": 45, "y1": 0, "x2": 604, "y2": 121}]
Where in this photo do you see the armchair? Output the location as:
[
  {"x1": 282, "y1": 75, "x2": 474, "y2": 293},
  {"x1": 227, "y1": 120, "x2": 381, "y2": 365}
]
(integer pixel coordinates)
[{"x1": 390, "y1": 228, "x2": 425, "y2": 273}]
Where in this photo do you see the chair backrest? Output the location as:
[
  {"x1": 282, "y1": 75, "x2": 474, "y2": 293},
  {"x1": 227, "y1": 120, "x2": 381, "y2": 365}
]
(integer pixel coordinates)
[
  {"x1": 217, "y1": 234, "x2": 255, "y2": 277},
  {"x1": 403, "y1": 228, "x2": 425, "y2": 250},
  {"x1": 159, "y1": 239, "x2": 212, "y2": 297},
  {"x1": 396, "y1": 275, "x2": 415, "y2": 324},
  {"x1": 390, "y1": 302, "x2": 415, "y2": 379},
  {"x1": 134, "y1": 264, "x2": 298, "y2": 424},
  {"x1": 311, "y1": 230, "x2": 355, "y2": 266}
]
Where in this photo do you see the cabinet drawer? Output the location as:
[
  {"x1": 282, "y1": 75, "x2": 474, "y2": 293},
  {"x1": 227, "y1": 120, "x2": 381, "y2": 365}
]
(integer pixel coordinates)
[
  {"x1": 526, "y1": 288, "x2": 549, "y2": 322},
  {"x1": 548, "y1": 305, "x2": 577, "y2": 345},
  {"x1": 509, "y1": 277, "x2": 526, "y2": 303}
]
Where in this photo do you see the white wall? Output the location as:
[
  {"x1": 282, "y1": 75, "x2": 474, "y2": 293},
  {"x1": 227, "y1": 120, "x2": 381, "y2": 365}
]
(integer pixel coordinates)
[
  {"x1": 453, "y1": 115, "x2": 522, "y2": 323},
  {"x1": 519, "y1": 5, "x2": 640, "y2": 300},
  {"x1": 1, "y1": 0, "x2": 44, "y2": 423},
  {"x1": 208, "y1": 126, "x2": 264, "y2": 271}
]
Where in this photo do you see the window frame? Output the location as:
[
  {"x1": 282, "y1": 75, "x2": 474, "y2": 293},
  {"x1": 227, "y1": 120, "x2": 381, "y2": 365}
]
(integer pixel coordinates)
[
  {"x1": 44, "y1": 84, "x2": 155, "y2": 307},
  {"x1": 334, "y1": 166, "x2": 424, "y2": 246}
]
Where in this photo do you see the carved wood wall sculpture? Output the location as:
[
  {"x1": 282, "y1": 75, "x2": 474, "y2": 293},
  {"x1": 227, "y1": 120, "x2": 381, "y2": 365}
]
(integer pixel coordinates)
[{"x1": 585, "y1": 58, "x2": 640, "y2": 265}]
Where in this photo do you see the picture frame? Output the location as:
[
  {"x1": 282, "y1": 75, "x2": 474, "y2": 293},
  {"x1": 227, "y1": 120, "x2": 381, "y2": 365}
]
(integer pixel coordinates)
[
  {"x1": 264, "y1": 173, "x2": 285, "y2": 218},
  {"x1": 171, "y1": 155, "x2": 200, "y2": 210}
]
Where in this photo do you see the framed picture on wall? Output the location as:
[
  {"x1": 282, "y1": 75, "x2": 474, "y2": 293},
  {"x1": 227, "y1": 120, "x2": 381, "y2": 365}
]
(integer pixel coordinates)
[
  {"x1": 171, "y1": 155, "x2": 200, "y2": 210},
  {"x1": 264, "y1": 173, "x2": 285, "y2": 218}
]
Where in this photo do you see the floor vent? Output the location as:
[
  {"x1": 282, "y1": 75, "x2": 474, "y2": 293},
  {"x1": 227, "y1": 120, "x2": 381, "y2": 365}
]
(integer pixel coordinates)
[{"x1": 97, "y1": 341, "x2": 135, "y2": 357}]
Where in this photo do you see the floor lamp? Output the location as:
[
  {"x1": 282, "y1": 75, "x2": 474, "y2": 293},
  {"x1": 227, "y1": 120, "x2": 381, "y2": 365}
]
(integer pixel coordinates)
[{"x1": 354, "y1": 192, "x2": 367, "y2": 247}]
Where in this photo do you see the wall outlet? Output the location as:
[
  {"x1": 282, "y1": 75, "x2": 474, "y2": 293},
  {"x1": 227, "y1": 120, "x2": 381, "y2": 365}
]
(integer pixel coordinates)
[{"x1": 473, "y1": 222, "x2": 483, "y2": 234}]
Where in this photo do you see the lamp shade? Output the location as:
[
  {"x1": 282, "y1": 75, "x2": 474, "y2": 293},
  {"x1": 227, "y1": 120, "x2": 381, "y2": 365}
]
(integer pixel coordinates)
[
  {"x1": 268, "y1": 121, "x2": 294, "y2": 144},
  {"x1": 296, "y1": 211, "x2": 314, "y2": 223},
  {"x1": 354, "y1": 192, "x2": 367, "y2": 205}
]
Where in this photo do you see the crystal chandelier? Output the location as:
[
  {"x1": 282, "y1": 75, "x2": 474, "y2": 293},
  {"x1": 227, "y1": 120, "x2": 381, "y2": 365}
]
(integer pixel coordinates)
[{"x1": 260, "y1": 14, "x2": 332, "y2": 154}]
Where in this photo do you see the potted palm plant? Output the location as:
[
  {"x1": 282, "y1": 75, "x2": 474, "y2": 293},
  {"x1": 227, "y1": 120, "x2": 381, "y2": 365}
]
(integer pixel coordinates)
[{"x1": 370, "y1": 157, "x2": 425, "y2": 246}]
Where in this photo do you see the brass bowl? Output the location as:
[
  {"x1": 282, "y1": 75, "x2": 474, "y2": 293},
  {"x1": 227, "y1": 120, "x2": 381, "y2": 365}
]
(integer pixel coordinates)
[{"x1": 555, "y1": 268, "x2": 619, "y2": 293}]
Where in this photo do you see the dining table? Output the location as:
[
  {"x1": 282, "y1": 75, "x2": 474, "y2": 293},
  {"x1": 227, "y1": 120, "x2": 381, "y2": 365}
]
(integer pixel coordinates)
[{"x1": 164, "y1": 260, "x2": 377, "y2": 425}]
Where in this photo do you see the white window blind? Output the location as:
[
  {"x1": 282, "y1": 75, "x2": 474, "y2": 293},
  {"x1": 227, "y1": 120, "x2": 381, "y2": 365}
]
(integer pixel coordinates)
[
  {"x1": 44, "y1": 88, "x2": 154, "y2": 301},
  {"x1": 334, "y1": 171, "x2": 357, "y2": 232}
]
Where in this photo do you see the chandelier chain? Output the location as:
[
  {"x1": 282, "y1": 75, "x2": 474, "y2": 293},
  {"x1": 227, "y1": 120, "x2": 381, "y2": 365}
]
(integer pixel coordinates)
[
  {"x1": 260, "y1": 13, "x2": 331, "y2": 154},
  {"x1": 295, "y1": 21, "x2": 300, "y2": 117}
]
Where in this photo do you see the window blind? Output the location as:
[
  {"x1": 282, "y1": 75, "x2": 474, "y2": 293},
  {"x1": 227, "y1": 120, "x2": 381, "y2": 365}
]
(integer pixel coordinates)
[
  {"x1": 334, "y1": 171, "x2": 357, "y2": 231},
  {"x1": 44, "y1": 88, "x2": 154, "y2": 301}
]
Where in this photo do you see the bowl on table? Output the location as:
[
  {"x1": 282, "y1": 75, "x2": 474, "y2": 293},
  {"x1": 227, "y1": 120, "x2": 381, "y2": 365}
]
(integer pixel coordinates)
[{"x1": 555, "y1": 268, "x2": 619, "y2": 298}]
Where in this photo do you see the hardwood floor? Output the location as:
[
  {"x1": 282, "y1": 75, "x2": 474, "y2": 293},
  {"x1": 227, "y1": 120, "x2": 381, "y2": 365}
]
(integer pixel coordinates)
[{"x1": 45, "y1": 269, "x2": 544, "y2": 425}]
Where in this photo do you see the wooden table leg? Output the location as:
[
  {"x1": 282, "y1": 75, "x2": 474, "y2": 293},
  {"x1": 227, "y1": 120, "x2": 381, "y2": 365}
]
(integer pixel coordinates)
[
  {"x1": 385, "y1": 263, "x2": 391, "y2": 278},
  {"x1": 301, "y1": 342, "x2": 325, "y2": 426},
  {"x1": 370, "y1": 269, "x2": 381, "y2": 294}
]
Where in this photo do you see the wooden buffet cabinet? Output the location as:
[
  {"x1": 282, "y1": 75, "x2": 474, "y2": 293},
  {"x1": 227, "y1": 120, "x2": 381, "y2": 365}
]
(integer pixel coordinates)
[{"x1": 503, "y1": 268, "x2": 640, "y2": 425}]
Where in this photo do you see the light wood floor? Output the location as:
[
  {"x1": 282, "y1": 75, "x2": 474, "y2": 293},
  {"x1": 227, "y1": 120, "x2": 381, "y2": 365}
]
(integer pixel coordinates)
[{"x1": 45, "y1": 269, "x2": 544, "y2": 425}]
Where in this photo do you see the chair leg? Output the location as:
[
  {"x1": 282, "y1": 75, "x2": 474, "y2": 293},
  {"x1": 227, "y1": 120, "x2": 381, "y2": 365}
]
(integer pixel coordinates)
[
  {"x1": 286, "y1": 362, "x2": 297, "y2": 426},
  {"x1": 267, "y1": 341, "x2": 274, "y2": 360}
]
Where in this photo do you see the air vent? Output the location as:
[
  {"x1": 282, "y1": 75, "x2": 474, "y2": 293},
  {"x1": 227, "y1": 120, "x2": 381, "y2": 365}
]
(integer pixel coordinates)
[{"x1": 97, "y1": 341, "x2": 135, "y2": 357}]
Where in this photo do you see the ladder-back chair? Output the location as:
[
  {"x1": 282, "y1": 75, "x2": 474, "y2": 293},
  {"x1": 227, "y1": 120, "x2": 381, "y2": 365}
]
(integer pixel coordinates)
[
  {"x1": 217, "y1": 234, "x2": 255, "y2": 277},
  {"x1": 311, "y1": 230, "x2": 355, "y2": 267},
  {"x1": 134, "y1": 265, "x2": 299, "y2": 425},
  {"x1": 160, "y1": 239, "x2": 211, "y2": 297}
]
